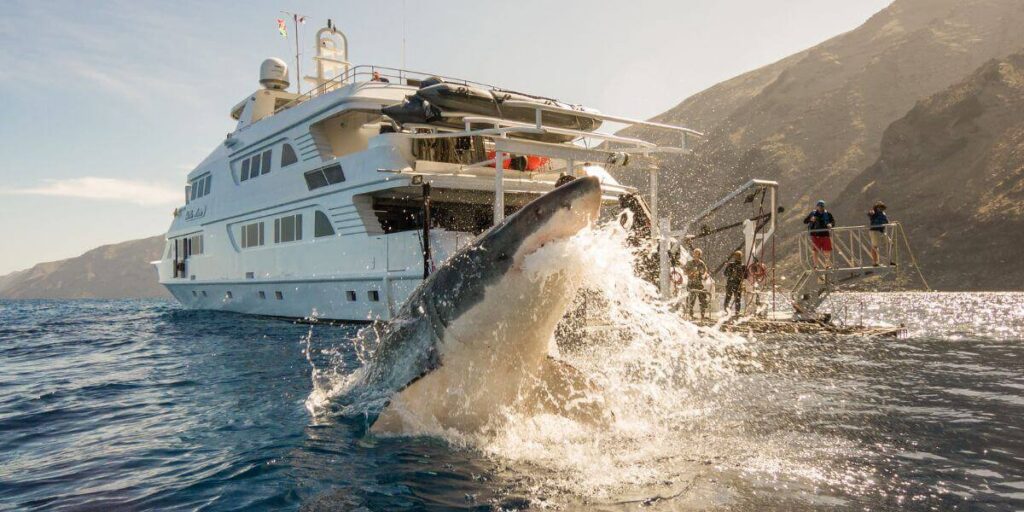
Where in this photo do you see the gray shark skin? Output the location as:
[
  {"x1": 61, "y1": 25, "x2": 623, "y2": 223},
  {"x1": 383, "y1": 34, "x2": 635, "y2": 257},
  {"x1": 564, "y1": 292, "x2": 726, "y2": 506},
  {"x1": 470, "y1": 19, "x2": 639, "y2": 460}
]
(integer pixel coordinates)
[{"x1": 333, "y1": 176, "x2": 606, "y2": 434}]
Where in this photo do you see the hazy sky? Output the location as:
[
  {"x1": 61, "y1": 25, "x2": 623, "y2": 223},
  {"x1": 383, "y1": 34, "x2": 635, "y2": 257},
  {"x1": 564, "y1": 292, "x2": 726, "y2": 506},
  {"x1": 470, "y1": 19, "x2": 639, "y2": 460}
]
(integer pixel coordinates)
[{"x1": 0, "y1": 0, "x2": 891, "y2": 274}]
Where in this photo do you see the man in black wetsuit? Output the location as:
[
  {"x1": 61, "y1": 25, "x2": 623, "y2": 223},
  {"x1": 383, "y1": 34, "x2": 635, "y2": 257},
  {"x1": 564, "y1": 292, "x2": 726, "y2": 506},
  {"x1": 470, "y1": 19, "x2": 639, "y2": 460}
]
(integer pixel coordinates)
[{"x1": 722, "y1": 250, "x2": 747, "y2": 315}]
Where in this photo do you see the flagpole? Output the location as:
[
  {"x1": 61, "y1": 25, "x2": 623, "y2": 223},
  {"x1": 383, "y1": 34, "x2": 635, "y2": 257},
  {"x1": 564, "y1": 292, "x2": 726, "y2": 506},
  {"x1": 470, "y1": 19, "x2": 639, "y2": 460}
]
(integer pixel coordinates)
[
  {"x1": 280, "y1": 10, "x2": 308, "y2": 94},
  {"x1": 293, "y1": 13, "x2": 301, "y2": 94}
]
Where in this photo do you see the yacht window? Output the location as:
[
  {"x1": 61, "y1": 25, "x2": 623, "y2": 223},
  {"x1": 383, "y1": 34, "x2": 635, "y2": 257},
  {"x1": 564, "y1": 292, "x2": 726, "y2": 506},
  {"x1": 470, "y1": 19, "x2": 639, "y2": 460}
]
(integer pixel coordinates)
[
  {"x1": 250, "y1": 154, "x2": 262, "y2": 176},
  {"x1": 323, "y1": 164, "x2": 344, "y2": 184},
  {"x1": 259, "y1": 291, "x2": 266, "y2": 299},
  {"x1": 346, "y1": 291, "x2": 356, "y2": 301},
  {"x1": 314, "y1": 211, "x2": 335, "y2": 237},
  {"x1": 241, "y1": 221, "x2": 265, "y2": 248},
  {"x1": 188, "y1": 174, "x2": 212, "y2": 199},
  {"x1": 368, "y1": 290, "x2": 380, "y2": 302},
  {"x1": 281, "y1": 144, "x2": 298, "y2": 167},
  {"x1": 274, "y1": 214, "x2": 303, "y2": 243},
  {"x1": 275, "y1": 291, "x2": 283, "y2": 300},
  {"x1": 304, "y1": 170, "x2": 329, "y2": 190},
  {"x1": 184, "y1": 185, "x2": 191, "y2": 204},
  {"x1": 239, "y1": 149, "x2": 273, "y2": 182},
  {"x1": 188, "y1": 234, "x2": 203, "y2": 255},
  {"x1": 261, "y1": 150, "x2": 272, "y2": 175},
  {"x1": 303, "y1": 164, "x2": 345, "y2": 191},
  {"x1": 225, "y1": 291, "x2": 233, "y2": 299}
]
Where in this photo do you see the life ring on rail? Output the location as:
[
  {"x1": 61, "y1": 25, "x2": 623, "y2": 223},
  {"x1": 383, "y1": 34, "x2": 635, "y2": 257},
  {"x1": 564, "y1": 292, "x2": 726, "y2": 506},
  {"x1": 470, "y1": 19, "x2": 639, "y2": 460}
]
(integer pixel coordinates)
[{"x1": 486, "y1": 151, "x2": 549, "y2": 171}]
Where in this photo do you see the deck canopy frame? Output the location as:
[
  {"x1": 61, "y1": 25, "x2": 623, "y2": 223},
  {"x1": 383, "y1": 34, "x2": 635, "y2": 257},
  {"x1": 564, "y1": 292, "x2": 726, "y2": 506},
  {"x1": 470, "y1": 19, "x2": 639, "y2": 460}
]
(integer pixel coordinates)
[{"x1": 389, "y1": 106, "x2": 704, "y2": 224}]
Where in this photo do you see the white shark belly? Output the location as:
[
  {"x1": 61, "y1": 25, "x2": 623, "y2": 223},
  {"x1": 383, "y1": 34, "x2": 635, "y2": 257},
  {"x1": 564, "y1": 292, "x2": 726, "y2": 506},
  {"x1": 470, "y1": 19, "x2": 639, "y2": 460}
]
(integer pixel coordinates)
[{"x1": 371, "y1": 268, "x2": 598, "y2": 434}]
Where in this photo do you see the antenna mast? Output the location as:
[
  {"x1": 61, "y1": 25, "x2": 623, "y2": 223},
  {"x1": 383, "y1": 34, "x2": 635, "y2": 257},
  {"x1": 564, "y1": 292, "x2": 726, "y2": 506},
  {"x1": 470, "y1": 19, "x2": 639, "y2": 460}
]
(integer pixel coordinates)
[
  {"x1": 280, "y1": 10, "x2": 308, "y2": 94},
  {"x1": 402, "y1": 0, "x2": 407, "y2": 69}
]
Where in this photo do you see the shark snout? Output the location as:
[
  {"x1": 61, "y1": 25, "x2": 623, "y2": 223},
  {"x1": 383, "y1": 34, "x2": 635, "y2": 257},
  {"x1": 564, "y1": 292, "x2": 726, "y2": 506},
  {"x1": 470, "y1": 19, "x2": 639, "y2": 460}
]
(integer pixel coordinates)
[{"x1": 513, "y1": 177, "x2": 602, "y2": 261}]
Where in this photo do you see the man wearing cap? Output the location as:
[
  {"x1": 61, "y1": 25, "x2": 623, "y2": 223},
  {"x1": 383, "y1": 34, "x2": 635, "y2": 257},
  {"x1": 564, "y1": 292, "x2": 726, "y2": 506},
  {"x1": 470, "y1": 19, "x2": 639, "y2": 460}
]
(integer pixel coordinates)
[
  {"x1": 867, "y1": 201, "x2": 889, "y2": 266},
  {"x1": 803, "y1": 200, "x2": 836, "y2": 269}
]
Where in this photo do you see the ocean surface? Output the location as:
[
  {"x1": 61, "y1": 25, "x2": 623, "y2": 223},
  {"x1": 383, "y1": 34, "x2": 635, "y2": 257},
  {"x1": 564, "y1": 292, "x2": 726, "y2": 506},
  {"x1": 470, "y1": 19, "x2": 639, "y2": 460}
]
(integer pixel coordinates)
[{"x1": 2, "y1": 292, "x2": 1023, "y2": 511}]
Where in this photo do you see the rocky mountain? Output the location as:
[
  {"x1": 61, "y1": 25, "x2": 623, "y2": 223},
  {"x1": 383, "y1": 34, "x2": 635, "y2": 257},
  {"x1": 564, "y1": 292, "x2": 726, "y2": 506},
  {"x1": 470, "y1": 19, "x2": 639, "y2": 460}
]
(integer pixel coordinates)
[
  {"x1": 0, "y1": 236, "x2": 170, "y2": 299},
  {"x1": 832, "y1": 52, "x2": 1024, "y2": 290},
  {"x1": 618, "y1": 0, "x2": 1024, "y2": 289}
]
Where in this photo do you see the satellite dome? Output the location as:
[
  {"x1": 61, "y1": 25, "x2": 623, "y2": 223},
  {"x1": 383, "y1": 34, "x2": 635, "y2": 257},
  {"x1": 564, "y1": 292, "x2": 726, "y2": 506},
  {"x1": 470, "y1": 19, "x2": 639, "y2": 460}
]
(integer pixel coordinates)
[{"x1": 259, "y1": 58, "x2": 289, "y2": 90}]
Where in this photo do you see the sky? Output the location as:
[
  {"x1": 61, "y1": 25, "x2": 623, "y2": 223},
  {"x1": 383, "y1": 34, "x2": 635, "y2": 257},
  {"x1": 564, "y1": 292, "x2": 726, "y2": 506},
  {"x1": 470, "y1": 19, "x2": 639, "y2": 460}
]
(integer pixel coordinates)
[{"x1": 0, "y1": 0, "x2": 891, "y2": 275}]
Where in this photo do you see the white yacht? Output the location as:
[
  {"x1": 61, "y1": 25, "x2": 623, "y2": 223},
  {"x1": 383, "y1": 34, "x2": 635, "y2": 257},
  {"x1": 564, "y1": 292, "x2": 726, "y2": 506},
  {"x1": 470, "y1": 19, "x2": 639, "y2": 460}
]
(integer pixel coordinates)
[{"x1": 156, "y1": 21, "x2": 698, "y2": 321}]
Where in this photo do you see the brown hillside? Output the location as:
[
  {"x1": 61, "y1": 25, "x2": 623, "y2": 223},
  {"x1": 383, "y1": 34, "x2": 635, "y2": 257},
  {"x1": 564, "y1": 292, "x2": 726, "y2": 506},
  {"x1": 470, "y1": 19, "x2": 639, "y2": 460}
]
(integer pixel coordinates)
[
  {"x1": 617, "y1": 0, "x2": 1024, "y2": 287},
  {"x1": 833, "y1": 53, "x2": 1024, "y2": 290},
  {"x1": 0, "y1": 235, "x2": 170, "y2": 299}
]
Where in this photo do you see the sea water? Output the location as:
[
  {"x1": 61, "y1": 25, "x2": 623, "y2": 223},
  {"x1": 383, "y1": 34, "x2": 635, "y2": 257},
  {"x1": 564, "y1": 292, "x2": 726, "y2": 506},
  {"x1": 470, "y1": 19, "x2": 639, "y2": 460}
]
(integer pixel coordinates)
[{"x1": 2, "y1": 225, "x2": 1023, "y2": 510}]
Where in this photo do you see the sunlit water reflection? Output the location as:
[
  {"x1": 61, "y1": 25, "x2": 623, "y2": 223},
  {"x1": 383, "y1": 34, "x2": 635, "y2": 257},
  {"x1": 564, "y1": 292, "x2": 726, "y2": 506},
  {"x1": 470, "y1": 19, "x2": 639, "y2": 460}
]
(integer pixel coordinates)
[{"x1": 2, "y1": 288, "x2": 1023, "y2": 509}]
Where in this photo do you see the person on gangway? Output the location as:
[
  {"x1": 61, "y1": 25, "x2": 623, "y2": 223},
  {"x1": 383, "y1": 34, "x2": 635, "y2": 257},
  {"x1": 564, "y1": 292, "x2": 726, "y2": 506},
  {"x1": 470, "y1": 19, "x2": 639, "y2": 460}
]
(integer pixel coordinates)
[
  {"x1": 804, "y1": 200, "x2": 836, "y2": 269},
  {"x1": 684, "y1": 249, "x2": 710, "y2": 320},
  {"x1": 722, "y1": 250, "x2": 748, "y2": 315},
  {"x1": 867, "y1": 200, "x2": 889, "y2": 267}
]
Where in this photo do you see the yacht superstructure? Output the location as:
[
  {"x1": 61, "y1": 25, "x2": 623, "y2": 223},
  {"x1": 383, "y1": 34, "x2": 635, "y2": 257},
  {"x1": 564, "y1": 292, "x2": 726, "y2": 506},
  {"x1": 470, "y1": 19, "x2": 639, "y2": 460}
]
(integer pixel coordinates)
[{"x1": 156, "y1": 22, "x2": 699, "y2": 321}]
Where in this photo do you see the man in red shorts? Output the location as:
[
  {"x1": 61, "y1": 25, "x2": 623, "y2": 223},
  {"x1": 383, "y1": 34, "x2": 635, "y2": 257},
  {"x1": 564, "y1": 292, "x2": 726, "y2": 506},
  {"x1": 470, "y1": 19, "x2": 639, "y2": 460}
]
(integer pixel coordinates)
[{"x1": 804, "y1": 200, "x2": 835, "y2": 269}]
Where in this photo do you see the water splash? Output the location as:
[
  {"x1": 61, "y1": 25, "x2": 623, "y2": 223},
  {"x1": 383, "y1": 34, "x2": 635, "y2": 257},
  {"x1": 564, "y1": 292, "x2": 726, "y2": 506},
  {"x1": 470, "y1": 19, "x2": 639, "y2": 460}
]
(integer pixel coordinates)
[{"x1": 304, "y1": 221, "x2": 870, "y2": 503}]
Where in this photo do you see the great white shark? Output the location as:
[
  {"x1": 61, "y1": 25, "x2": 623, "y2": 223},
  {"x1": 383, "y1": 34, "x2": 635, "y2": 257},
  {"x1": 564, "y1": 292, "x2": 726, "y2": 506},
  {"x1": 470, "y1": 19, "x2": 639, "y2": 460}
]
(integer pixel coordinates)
[{"x1": 333, "y1": 176, "x2": 607, "y2": 434}]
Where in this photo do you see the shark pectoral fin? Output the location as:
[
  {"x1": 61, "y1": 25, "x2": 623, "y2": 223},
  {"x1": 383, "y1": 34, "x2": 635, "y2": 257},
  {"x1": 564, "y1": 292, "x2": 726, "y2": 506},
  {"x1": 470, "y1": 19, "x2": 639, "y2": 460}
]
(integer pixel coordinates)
[
  {"x1": 369, "y1": 365, "x2": 447, "y2": 435},
  {"x1": 530, "y1": 357, "x2": 612, "y2": 425},
  {"x1": 371, "y1": 400, "x2": 408, "y2": 434}
]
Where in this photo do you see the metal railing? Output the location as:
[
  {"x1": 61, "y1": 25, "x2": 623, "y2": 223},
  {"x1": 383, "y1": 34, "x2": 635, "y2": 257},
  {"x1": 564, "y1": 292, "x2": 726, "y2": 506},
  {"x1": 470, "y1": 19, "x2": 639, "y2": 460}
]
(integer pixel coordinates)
[{"x1": 798, "y1": 223, "x2": 902, "y2": 271}]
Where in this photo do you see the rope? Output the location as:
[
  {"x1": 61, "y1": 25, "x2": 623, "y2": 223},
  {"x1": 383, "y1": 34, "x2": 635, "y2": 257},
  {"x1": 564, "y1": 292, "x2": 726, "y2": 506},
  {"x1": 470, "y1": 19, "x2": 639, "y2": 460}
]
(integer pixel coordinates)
[{"x1": 898, "y1": 223, "x2": 931, "y2": 291}]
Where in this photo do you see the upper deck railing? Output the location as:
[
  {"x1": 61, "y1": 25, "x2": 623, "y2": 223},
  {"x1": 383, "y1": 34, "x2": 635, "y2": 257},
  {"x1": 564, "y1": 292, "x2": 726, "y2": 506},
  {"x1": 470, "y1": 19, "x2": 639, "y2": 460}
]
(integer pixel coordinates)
[{"x1": 272, "y1": 65, "x2": 705, "y2": 145}]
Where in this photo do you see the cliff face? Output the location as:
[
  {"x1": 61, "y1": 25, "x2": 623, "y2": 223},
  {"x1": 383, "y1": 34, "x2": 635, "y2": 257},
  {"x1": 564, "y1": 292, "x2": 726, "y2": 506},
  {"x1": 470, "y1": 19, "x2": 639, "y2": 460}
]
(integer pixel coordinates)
[
  {"x1": 832, "y1": 53, "x2": 1024, "y2": 290},
  {"x1": 615, "y1": 0, "x2": 1024, "y2": 289},
  {"x1": 0, "y1": 235, "x2": 170, "y2": 299}
]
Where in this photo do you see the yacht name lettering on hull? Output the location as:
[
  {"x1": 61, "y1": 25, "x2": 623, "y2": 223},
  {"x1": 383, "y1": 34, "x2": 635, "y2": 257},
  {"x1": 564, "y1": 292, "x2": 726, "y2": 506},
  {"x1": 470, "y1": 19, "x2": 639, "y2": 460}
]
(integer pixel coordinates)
[{"x1": 184, "y1": 206, "x2": 207, "y2": 221}]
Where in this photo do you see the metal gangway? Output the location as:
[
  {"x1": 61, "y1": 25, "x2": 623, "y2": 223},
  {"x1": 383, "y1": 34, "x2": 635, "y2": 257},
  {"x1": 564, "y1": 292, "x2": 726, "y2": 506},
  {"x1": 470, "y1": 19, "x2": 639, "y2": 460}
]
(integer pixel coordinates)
[
  {"x1": 790, "y1": 223, "x2": 929, "y2": 319},
  {"x1": 653, "y1": 178, "x2": 930, "y2": 324}
]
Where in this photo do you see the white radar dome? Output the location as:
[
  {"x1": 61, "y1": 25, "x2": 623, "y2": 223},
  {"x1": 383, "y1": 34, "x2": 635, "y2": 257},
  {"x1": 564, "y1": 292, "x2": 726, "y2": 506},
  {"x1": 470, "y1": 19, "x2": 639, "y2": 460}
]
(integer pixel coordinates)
[{"x1": 259, "y1": 58, "x2": 290, "y2": 90}]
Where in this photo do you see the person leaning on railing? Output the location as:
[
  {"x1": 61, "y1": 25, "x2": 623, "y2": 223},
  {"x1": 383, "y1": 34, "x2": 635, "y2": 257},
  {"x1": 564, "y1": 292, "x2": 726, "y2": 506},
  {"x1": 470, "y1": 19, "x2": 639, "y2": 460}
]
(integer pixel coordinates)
[
  {"x1": 867, "y1": 200, "x2": 890, "y2": 267},
  {"x1": 804, "y1": 200, "x2": 835, "y2": 269}
]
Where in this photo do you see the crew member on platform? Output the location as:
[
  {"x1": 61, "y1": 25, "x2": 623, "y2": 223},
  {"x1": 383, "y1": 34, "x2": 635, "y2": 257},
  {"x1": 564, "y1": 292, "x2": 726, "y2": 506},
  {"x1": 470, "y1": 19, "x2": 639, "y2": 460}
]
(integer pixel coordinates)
[
  {"x1": 722, "y1": 251, "x2": 747, "y2": 315},
  {"x1": 804, "y1": 200, "x2": 836, "y2": 269},
  {"x1": 867, "y1": 200, "x2": 889, "y2": 266},
  {"x1": 684, "y1": 249, "x2": 710, "y2": 320}
]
